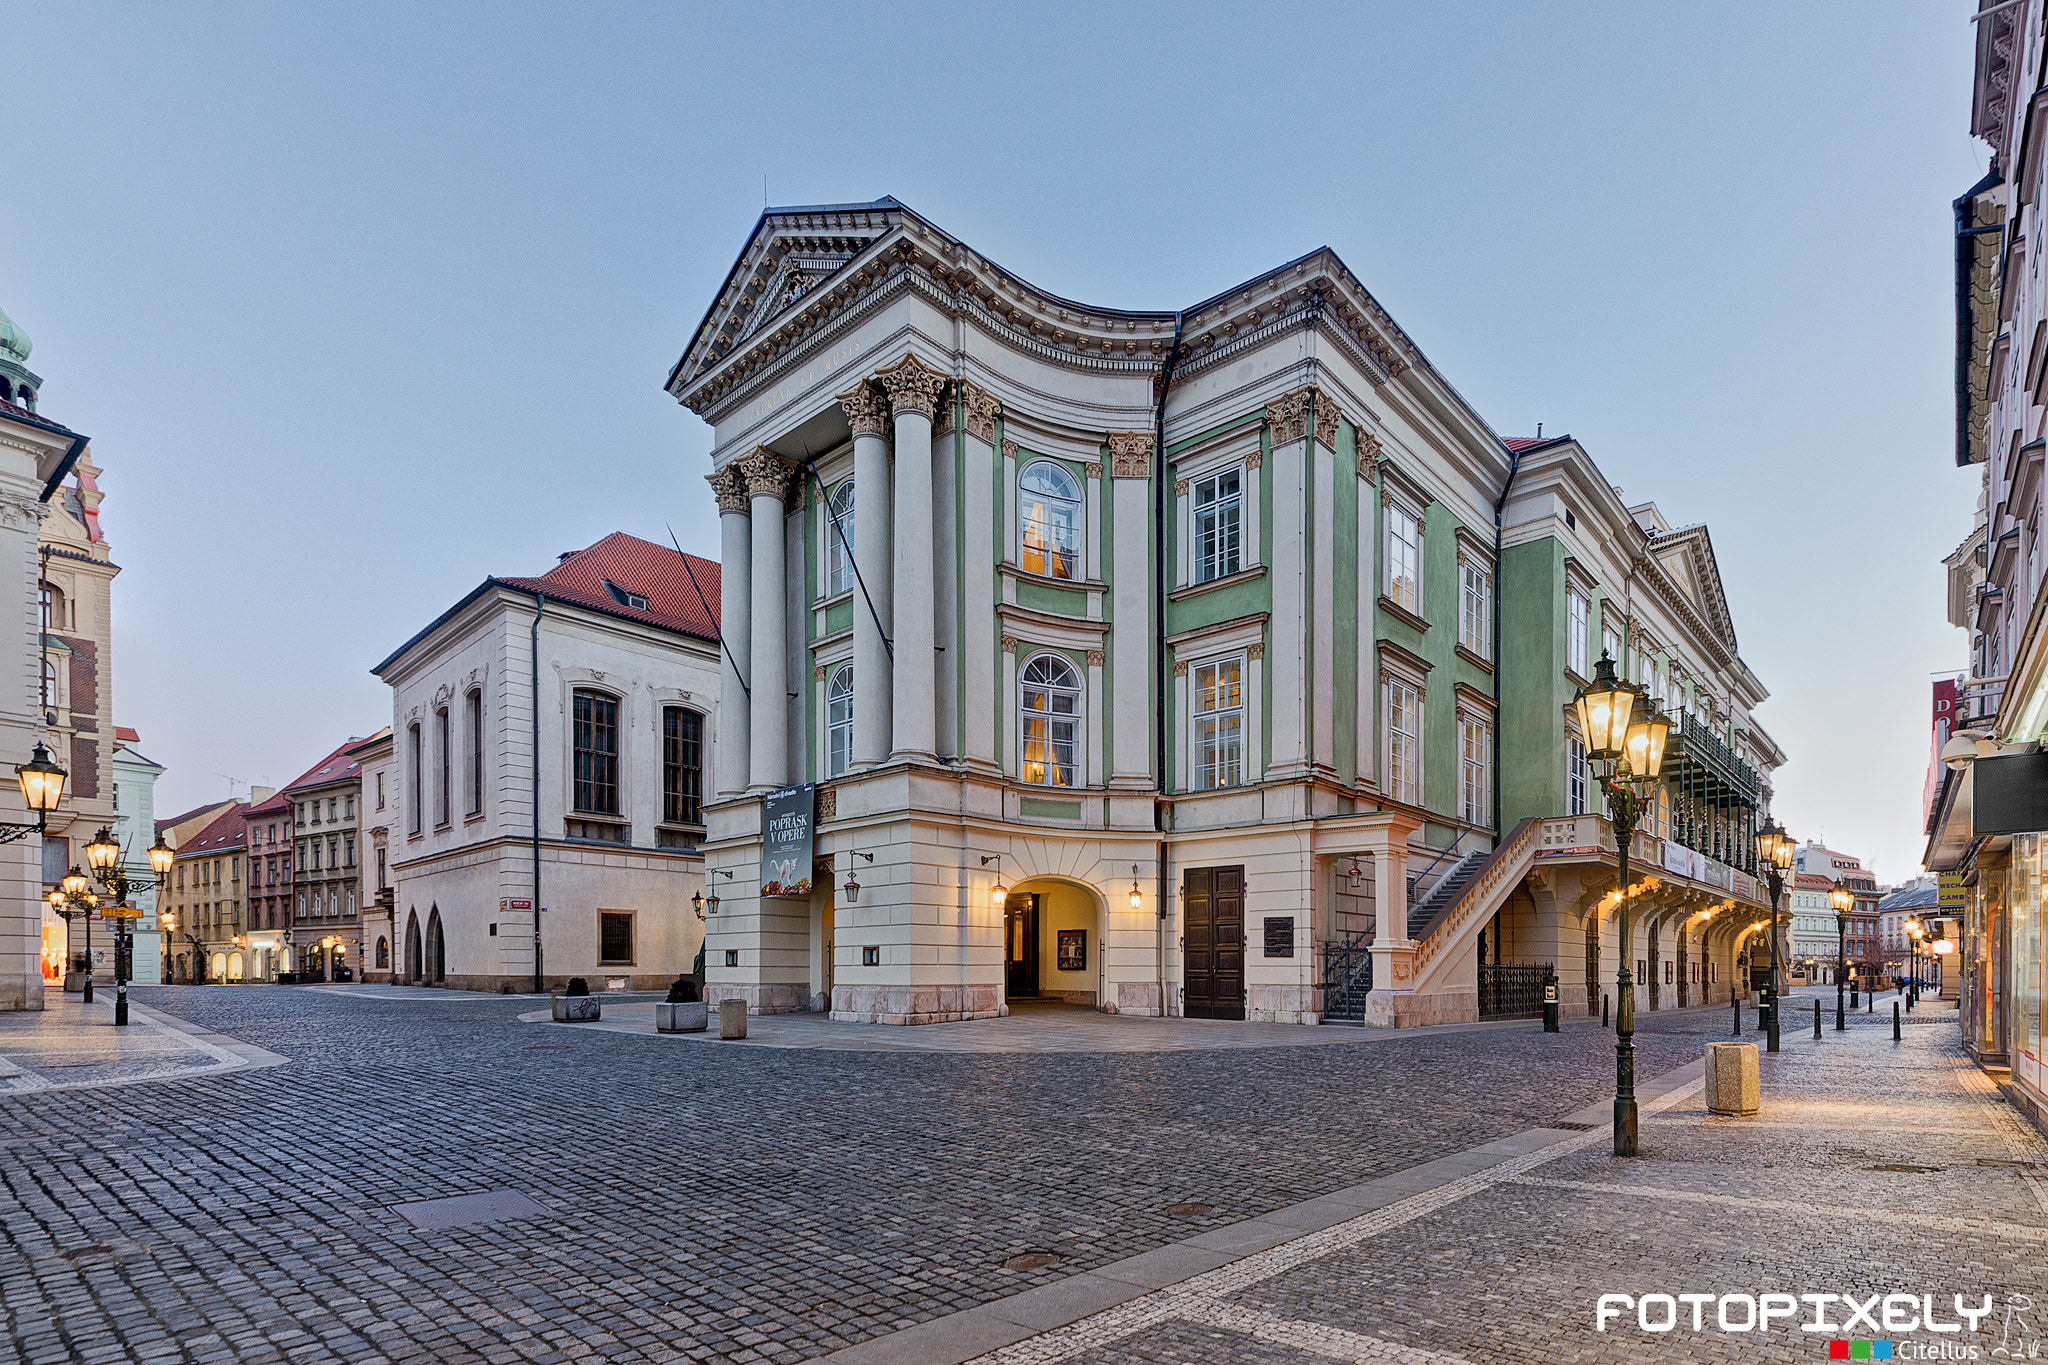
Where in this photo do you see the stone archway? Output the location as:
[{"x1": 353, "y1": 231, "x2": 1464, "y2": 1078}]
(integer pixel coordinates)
[
  {"x1": 405, "y1": 911, "x2": 422, "y2": 982},
  {"x1": 425, "y1": 908, "x2": 446, "y2": 983},
  {"x1": 1000, "y1": 875, "x2": 1110, "y2": 1013}
]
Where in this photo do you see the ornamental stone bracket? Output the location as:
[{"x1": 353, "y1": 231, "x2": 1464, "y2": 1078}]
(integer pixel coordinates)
[
  {"x1": 1108, "y1": 431, "x2": 1153, "y2": 478},
  {"x1": 707, "y1": 463, "x2": 751, "y2": 514},
  {"x1": 736, "y1": 446, "x2": 801, "y2": 502},
  {"x1": 837, "y1": 382, "x2": 889, "y2": 439},
  {"x1": 874, "y1": 353, "x2": 950, "y2": 420}
]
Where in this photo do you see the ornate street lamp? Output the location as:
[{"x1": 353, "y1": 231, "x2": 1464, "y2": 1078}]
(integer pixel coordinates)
[
  {"x1": 84, "y1": 825, "x2": 120, "y2": 874},
  {"x1": 1752, "y1": 818, "x2": 1795, "y2": 1054},
  {"x1": 1829, "y1": 882, "x2": 1854, "y2": 1031},
  {"x1": 1571, "y1": 653, "x2": 1672, "y2": 1157},
  {"x1": 13, "y1": 741, "x2": 66, "y2": 832},
  {"x1": 842, "y1": 851, "x2": 871, "y2": 903}
]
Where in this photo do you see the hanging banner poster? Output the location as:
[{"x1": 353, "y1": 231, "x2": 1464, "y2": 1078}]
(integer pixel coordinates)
[{"x1": 760, "y1": 784, "x2": 816, "y2": 898}]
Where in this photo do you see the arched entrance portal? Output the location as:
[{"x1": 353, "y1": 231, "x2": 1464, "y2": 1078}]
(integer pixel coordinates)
[
  {"x1": 1002, "y1": 879, "x2": 1107, "y2": 1011},
  {"x1": 425, "y1": 909, "x2": 446, "y2": 983},
  {"x1": 405, "y1": 912, "x2": 422, "y2": 982}
]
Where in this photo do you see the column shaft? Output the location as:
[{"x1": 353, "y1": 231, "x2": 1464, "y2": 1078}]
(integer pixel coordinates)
[
  {"x1": 748, "y1": 488, "x2": 788, "y2": 792},
  {"x1": 852, "y1": 430, "x2": 893, "y2": 767},
  {"x1": 890, "y1": 409, "x2": 935, "y2": 760},
  {"x1": 716, "y1": 506, "x2": 751, "y2": 798}
]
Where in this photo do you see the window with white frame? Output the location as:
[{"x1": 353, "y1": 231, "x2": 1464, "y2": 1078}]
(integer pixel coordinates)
[
  {"x1": 1019, "y1": 461, "x2": 1082, "y2": 580},
  {"x1": 826, "y1": 481, "x2": 855, "y2": 597},
  {"x1": 1386, "y1": 503, "x2": 1421, "y2": 613},
  {"x1": 1191, "y1": 656, "x2": 1245, "y2": 790},
  {"x1": 1191, "y1": 468, "x2": 1242, "y2": 584},
  {"x1": 1567, "y1": 590, "x2": 1590, "y2": 677},
  {"x1": 1459, "y1": 556, "x2": 1491, "y2": 655},
  {"x1": 1384, "y1": 677, "x2": 1421, "y2": 805},
  {"x1": 1568, "y1": 734, "x2": 1588, "y2": 816},
  {"x1": 1019, "y1": 653, "x2": 1081, "y2": 786},
  {"x1": 1602, "y1": 623, "x2": 1621, "y2": 669},
  {"x1": 826, "y1": 665, "x2": 854, "y2": 777},
  {"x1": 1459, "y1": 713, "x2": 1490, "y2": 826},
  {"x1": 1654, "y1": 785, "x2": 1669, "y2": 839}
]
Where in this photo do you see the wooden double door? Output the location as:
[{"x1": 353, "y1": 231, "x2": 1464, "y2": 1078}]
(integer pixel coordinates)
[{"x1": 1183, "y1": 866, "x2": 1245, "y2": 1020}]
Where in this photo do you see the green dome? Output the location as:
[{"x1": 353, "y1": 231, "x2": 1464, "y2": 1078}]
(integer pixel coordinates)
[{"x1": 0, "y1": 305, "x2": 28, "y2": 364}]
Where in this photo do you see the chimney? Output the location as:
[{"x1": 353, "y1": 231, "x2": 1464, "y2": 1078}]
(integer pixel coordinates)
[{"x1": 249, "y1": 786, "x2": 276, "y2": 805}]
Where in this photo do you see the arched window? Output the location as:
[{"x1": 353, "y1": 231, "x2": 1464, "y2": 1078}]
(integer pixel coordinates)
[
  {"x1": 1019, "y1": 461, "x2": 1082, "y2": 580},
  {"x1": 826, "y1": 666, "x2": 854, "y2": 777},
  {"x1": 1019, "y1": 654, "x2": 1081, "y2": 787},
  {"x1": 376, "y1": 936, "x2": 390, "y2": 969},
  {"x1": 826, "y1": 481, "x2": 855, "y2": 597}
]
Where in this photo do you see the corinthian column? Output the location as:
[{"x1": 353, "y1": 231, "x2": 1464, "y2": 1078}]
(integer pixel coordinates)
[
  {"x1": 838, "y1": 382, "x2": 893, "y2": 769},
  {"x1": 875, "y1": 353, "x2": 948, "y2": 763},
  {"x1": 708, "y1": 464, "x2": 752, "y2": 799},
  {"x1": 738, "y1": 447, "x2": 796, "y2": 792}
]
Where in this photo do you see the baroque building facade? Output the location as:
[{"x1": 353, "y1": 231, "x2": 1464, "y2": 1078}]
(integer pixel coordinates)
[{"x1": 671, "y1": 199, "x2": 1781, "y2": 1028}]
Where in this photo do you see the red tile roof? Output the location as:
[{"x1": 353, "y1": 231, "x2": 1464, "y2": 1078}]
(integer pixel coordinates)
[
  {"x1": 498, "y1": 531, "x2": 721, "y2": 643},
  {"x1": 245, "y1": 789, "x2": 293, "y2": 817},
  {"x1": 281, "y1": 737, "x2": 369, "y2": 795},
  {"x1": 178, "y1": 802, "x2": 250, "y2": 856},
  {"x1": 0, "y1": 395, "x2": 80, "y2": 440},
  {"x1": 1794, "y1": 873, "x2": 1836, "y2": 890},
  {"x1": 1503, "y1": 436, "x2": 1567, "y2": 452},
  {"x1": 156, "y1": 800, "x2": 235, "y2": 838},
  {"x1": 114, "y1": 726, "x2": 139, "y2": 743}
]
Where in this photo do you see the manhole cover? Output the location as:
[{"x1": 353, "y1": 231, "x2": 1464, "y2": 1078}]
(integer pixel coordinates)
[
  {"x1": 1002, "y1": 1252, "x2": 1059, "y2": 1271},
  {"x1": 1164, "y1": 1202, "x2": 1213, "y2": 1218},
  {"x1": 391, "y1": 1189, "x2": 552, "y2": 1230},
  {"x1": 1866, "y1": 1164, "x2": 1941, "y2": 1174}
]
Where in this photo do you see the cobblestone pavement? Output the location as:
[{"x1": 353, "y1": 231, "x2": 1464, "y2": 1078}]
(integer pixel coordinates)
[
  {"x1": 0, "y1": 990, "x2": 285, "y2": 1093},
  {"x1": 925, "y1": 987, "x2": 2043, "y2": 1365},
  {"x1": 0, "y1": 985, "x2": 2028, "y2": 1364}
]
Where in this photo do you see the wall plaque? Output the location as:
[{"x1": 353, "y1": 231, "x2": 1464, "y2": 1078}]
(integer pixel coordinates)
[{"x1": 1263, "y1": 914, "x2": 1295, "y2": 959}]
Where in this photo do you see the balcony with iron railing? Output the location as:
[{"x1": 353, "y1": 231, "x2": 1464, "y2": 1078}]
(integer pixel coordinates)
[{"x1": 1676, "y1": 714, "x2": 1760, "y2": 801}]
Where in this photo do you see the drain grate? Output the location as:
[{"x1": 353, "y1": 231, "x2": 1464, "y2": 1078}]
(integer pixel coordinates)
[
  {"x1": 391, "y1": 1189, "x2": 552, "y2": 1230},
  {"x1": 1548, "y1": 1121, "x2": 1598, "y2": 1132},
  {"x1": 1866, "y1": 1163, "x2": 1941, "y2": 1174},
  {"x1": 1164, "y1": 1202, "x2": 1213, "y2": 1218}
]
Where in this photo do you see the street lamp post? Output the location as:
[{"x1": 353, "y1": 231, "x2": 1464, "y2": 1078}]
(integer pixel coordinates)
[
  {"x1": 1906, "y1": 918, "x2": 1924, "y2": 1006},
  {"x1": 1829, "y1": 883, "x2": 1853, "y2": 1032},
  {"x1": 1754, "y1": 820, "x2": 1794, "y2": 1055},
  {"x1": 81, "y1": 826, "x2": 174, "y2": 1026},
  {"x1": 1570, "y1": 653, "x2": 1673, "y2": 1158}
]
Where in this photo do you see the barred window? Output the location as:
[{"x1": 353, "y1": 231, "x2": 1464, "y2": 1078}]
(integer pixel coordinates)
[{"x1": 572, "y1": 689, "x2": 620, "y2": 815}]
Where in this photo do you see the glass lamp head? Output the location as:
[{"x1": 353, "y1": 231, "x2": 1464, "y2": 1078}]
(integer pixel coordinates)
[
  {"x1": 16, "y1": 742, "x2": 65, "y2": 813},
  {"x1": 1572, "y1": 653, "x2": 1635, "y2": 760},
  {"x1": 60, "y1": 866, "x2": 87, "y2": 897},
  {"x1": 85, "y1": 826, "x2": 120, "y2": 872},
  {"x1": 148, "y1": 834, "x2": 175, "y2": 878},
  {"x1": 1621, "y1": 696, "x2": 1673, "y2": 780}
]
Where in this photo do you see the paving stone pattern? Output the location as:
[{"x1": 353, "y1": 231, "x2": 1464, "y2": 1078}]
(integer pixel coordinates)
[{"x1": 0, "y1": 986, "x2": 1756, "y2": 1364}]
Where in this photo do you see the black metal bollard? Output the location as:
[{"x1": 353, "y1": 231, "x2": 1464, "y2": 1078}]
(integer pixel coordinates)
[
  {"x1": 1867, "y1": 991, "x2": 1872, "y2": 1014},
  {"x1": 1732, "y1": 993, "x2": 1741, "y2": 1036},
  {"x1": 1893, "y1": 1000, "x2": 1902, "y2": 1041},
  {"x1": 1837, "y1": 994, "x2": 1846, "y2": 1031},
  {"x1": 1602, "y1": 993, "x2": 1609, "y2": 1028},
  {"x1": 1814, "y1": 1000, "x2": 1821, "y2": 1038}
]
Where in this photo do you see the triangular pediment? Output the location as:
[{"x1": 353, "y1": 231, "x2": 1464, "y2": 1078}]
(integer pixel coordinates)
[
  {"x1": 1649, "y1": 524, "x2": 1737, "y2": 651},
  {"x1": 669, "y1": 199, "x2": 904, "y2": 394}
]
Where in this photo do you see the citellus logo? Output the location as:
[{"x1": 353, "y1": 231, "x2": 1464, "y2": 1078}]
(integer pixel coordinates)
[{"x1": 1827, "y1": 1343, "x2": 1894, "y2": 1360}]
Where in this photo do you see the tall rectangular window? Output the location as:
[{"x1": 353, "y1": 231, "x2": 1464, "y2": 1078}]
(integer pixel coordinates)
[
  {"x1": 434, "y1": 708, "x2": 451, "y2": 825},
  {"x1": 1191, "y1": 656, "x2": 1245, "y2": 790},
  {"x1": 826, "y1": 481, "x2": 855, "y2": 597},
  {"x1": 1567, "y1": 590, "x2": 1590, "y2": 677},
  {"x1": 376, "y1": 847, "x2": 387, "y2": 890},
  {"x1": 1459, "y1": 557, "x2": 1491, "y2": 655},
  {"x1": 1602, "y1": 624, "x2": 1622, "y2": 669},
  {"x1": 1191, "y1": 468, "x2": 1242, "y2": 584},
  {"x1": 376, "y1": 772, "x2": 385, "y2": 810},
  {"x1": 1386, "y1": 505, "x2": 1421, "y2": 613},
  {"x1": 826, "y1": 666, "x2": 854, "y2": 778},
  {"x1": 407, "y1": 725, "x2": 422, "y2": 834},
  {"x1": 465, "y1": 689, "x2": 483, "y2": 816},
  {"x1": 1459, "y1": 714, "x2": 1490, "y2": 826},
  {"x1": 572, "y1": 689, "x2": 620, "y2": 815},
  {"x1": 1385, "y1": 678, "x2": 1421, "y2": 805},
  {"x1": 1568, "y1": 735, "x2": 1588, "y2": 816},
  {"x1": 663, "y1": 707, "x2": 703, "y2": 825}
]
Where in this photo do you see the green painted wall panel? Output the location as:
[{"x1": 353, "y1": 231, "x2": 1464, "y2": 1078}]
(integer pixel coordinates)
[
  {"x1": 1018, "y1": 580, "x2": 1089, "y2": 617},
  {"x1": 1499, "y1": 536, "x2": 1571, "y2": 827}
]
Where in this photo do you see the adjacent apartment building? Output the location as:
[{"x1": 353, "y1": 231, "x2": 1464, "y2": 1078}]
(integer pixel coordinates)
[
  {"x1": 372, "y1": 532, "x2": 716, "y2": 991},
  {"x1": 283, "y1": 734, "x2": 383, "y2": 980},
  {"x1": 670, "y1": 198, "x2": 1782, "y2": 1028}
]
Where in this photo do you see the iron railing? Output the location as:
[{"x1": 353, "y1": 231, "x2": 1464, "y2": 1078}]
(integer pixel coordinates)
[
  {"x1": 1478, "y1": 963, "x2": 1553, "y2": 1021},
  {"x1": 1320, "y1": 933, "x2": 1375, "y2": 1023}
]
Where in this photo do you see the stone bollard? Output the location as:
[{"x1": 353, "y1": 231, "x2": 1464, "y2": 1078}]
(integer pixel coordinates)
[
  {"x1": 718, "y1": 998, "x2": 748, "y2": 1040},
  {"x1": 1705, "y1": 1041, "x2": 1760, "y2": 1116}
]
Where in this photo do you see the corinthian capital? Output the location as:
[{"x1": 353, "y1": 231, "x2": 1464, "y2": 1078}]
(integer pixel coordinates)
[
  {"x1": 1107, "y1": 431, "x2": 1153, "y2": 479},
  {"x1": 1267, "y1": 384, "x2": 1343, "y2": 451},
  {"x1": 960, "y1": 379, "x2": 1002, "y2": 444},
  {"x1": 736, "y1": 446, "x2": 799, "y2": 502},
  {"x1": 874, "y1": 352, "x2": 950, "y2": 421},
  {"x1": 707, "y1": 463, "x2": 751, "y2": 514},
  {"x1": 837, "y1": 383, "x2": 890, "y2": 440}
]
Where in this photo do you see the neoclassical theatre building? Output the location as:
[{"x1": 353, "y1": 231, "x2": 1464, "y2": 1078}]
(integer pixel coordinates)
[{"x1": 671, "y1": 198, "x2": 1783, "y2": 1027}]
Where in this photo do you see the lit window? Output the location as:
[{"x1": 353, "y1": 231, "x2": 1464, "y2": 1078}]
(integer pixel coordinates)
[
  {"x1": 572, "y1": 690, "x2": 619, "y2": 815},
  {"x1": 1191, "y1": 468, "x2": 1241, "y2": 584},
  {"x1": 1019, "y1": 461, "x2": 1082, "y2": 580},
  {"x1": 1385, "y1": 678, "x2": 1421, "y2": 805},
  {"x1": 1019, "y1": 653, "x2": 1081, "y2": 787},
  {"x1": 1386, "y1": 505, "x2": 1421, "y2": 612},
  {"x1": 1459, "y1": 557, "x2": 1491, "y2": 655},
  {"x1": 826, "y1": 666, "x2": 854, "y2": 777},
  {"x1": 1459, "y1": 714, "x2": 1490, "y2": 826},
  {"x1": 1192, "y1": 656, "x2": 1245, "y2": 791},
  {"x1": 826, "y1": 481, "x2": 855, "y2": 596}
]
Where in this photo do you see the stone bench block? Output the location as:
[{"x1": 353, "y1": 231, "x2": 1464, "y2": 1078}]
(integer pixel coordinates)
[{"x1": 1705, "y1": 1041, "x2": 1759, "y2": 1115}]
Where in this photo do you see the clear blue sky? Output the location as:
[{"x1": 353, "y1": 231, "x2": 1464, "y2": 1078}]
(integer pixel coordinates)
[{"x1": 4, "y1": 3, "x2": 1982, "y2": 880}]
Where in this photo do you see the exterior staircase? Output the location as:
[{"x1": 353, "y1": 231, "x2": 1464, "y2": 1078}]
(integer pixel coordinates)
[{"x1": 1407, "y1": 851, "x2": 1486, "y2": 939}]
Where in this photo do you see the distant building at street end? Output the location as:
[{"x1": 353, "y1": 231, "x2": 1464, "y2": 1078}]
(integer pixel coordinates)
[
  {"x1": 165, "y1": 800, "x2": 257, "y2": 984},
  {"x1": 351, "y1": 731, "x2": 396, "y2": 982},
  {"x1": 282, "y1": 733, "x2": 384, "y2": 982},
  {"x1": 110, "y1": 729, "x2": 166, "y2": 984},
  {"x1": 1788, "y1": 872, "x2": 1837, "y2": 985},
  {"x1": 371, "y1": 532, "x2": 717, "y2": 992},
  {"x1": 241, "y1": 788, "x2": 294, "y2": 981},
  {"x1": 1791, "y1": 842, "x2": 1881, "y2": 981}
]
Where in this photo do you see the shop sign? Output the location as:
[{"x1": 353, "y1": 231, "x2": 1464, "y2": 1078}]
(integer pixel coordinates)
[{"x1": 1939, "y1": 873, "x2": 1967, "y2": 911}]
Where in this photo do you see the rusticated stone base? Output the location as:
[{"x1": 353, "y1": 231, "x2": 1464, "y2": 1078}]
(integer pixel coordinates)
[
  {"x1": 706, "y1": 982, "x2": 813, "y2": 1015},
  {"x1": 1360, "y1": 988, "x2": 1478, "y2": 1028},
  {"x1": 0, "y1": 973, "x2": 46, "y2": 1011},
  {"x1": 1114, "y1": 981, "x2": 1162, "y2": 1016},
  {"x1": 1247, "y1": 984, "x2": 1319, "y2": 1025},
  {"x1": 830, "y1": 984, "x2": 1002, "y2": 1025}
]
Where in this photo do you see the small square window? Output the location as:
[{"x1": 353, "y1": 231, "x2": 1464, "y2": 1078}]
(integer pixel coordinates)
[
  {"x1": 724, "y1": 949, "x2": 739, "y2": 968},
  {"x1": 862, "y1": 945, "x2": 880, "y2": 966}
]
